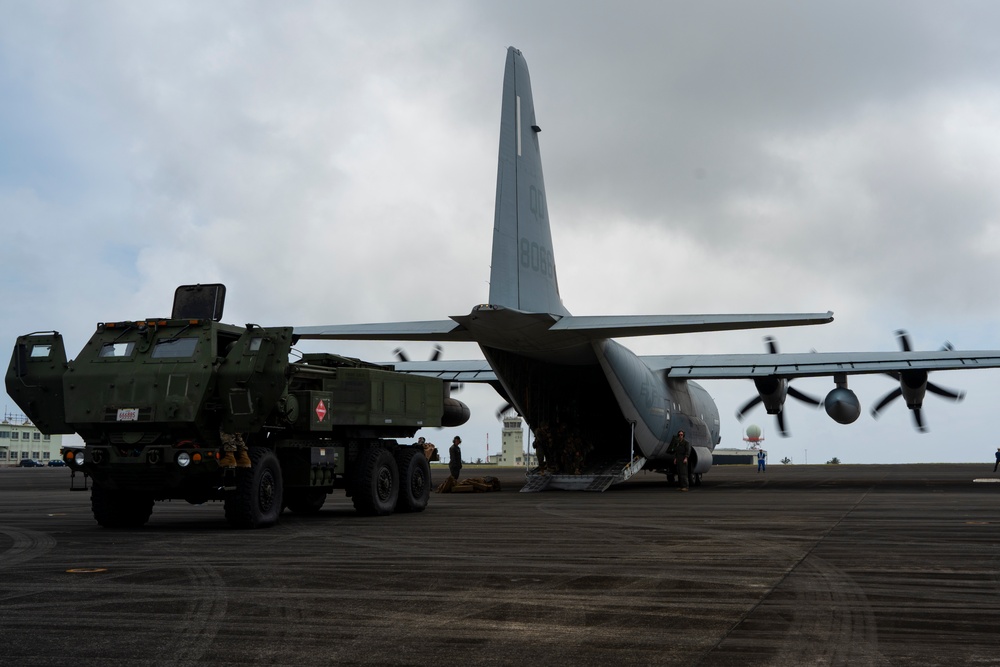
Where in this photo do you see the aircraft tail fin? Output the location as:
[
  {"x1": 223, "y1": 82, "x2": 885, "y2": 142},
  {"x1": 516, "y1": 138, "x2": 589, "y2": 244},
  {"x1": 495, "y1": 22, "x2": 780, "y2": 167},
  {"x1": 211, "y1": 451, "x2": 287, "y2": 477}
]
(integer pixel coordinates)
[{"x1": 488, "y1": 47, "x2": 569, "y2": 317}]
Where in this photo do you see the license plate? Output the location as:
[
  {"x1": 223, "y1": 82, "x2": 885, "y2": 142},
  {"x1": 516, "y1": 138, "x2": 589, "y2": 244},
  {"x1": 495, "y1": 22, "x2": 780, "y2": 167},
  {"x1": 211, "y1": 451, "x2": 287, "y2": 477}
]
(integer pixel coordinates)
[{"x1": 116, "y1": 408, "x2": 139, "y2": 422}]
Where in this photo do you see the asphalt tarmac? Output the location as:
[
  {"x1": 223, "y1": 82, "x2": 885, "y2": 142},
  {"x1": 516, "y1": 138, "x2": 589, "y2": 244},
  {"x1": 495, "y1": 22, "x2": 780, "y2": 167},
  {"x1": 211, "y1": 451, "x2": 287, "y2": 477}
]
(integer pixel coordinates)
[{"x1": 2, "y1": 462, "x2": 998, "y2": 666}]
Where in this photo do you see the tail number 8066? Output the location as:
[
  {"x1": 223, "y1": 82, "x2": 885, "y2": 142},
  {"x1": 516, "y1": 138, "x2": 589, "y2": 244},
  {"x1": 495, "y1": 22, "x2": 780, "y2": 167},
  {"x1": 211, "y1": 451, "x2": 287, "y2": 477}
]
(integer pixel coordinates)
[{"x1": 519, "y1": 238, "x2": 554, "y2": 278}]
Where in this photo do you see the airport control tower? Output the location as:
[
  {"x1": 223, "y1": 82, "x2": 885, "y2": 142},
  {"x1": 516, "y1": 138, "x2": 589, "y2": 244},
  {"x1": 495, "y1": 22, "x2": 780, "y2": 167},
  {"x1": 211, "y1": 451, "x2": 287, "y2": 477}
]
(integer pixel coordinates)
[{"x1": 498, "y1": 413, "x2": 528, "y2": 466}]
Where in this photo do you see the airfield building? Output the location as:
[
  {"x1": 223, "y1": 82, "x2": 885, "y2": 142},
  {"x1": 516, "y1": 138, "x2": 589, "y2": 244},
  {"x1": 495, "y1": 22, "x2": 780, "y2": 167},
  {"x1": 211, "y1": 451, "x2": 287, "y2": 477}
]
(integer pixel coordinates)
[
  {"x1": 0, "y1": 413, "x2": 62, "y2": 466},
  {"x1": 711, "y1": 448, "x2": 756, "y2": 465}
]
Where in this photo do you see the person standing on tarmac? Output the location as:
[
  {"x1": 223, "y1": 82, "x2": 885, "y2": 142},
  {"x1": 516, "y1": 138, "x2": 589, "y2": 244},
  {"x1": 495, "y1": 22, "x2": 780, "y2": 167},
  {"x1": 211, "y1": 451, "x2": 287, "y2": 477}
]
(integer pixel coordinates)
[
  {"x1": 449, "y1": 436, "x2": 463, "y2": 481},
  {"x1": 673, "y1": 431, "x2": 691, "y2": 492},
  {"x1": 993, "y1": 447, "x2": 1000, "y2": 472},
  {"x1": 757, "y1": 448, "x2": 767, "y2": 473}
]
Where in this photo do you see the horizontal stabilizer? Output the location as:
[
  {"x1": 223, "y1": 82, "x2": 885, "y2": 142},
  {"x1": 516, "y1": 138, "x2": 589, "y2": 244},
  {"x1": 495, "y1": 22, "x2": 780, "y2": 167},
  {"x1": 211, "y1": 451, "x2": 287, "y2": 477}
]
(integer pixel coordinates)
[{"x1": 549, "y1": 311, "x2": 834, "y2": 338}]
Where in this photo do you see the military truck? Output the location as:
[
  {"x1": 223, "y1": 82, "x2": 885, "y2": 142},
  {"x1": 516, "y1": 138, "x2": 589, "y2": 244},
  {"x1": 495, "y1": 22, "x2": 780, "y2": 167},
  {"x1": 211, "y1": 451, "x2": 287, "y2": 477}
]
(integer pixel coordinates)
[{"x1": 5, "y1": 284, "x2": 469, "y2": 529}]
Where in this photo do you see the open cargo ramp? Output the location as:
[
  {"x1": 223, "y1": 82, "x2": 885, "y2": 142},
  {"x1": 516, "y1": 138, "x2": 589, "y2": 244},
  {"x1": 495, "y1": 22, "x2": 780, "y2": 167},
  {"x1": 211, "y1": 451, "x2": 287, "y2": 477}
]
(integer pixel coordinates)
[{"x1": 520, "y1": 457, "x2": 646, "y2": 493}]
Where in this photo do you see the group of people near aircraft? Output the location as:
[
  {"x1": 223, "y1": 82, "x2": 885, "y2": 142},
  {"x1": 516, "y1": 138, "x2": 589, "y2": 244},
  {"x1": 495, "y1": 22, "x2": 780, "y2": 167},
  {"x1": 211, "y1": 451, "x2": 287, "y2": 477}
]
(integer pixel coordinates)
[
  {"x1": 416, "y1": 435, "x2": 463, "y2": 481},
  {"x1": 530, "y1": 423, "x2": 594, "y2": 476}
]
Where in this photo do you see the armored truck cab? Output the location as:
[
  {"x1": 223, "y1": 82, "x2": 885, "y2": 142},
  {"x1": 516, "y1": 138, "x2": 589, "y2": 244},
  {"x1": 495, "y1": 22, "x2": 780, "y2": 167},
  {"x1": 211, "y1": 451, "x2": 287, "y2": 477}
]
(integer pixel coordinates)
[{"x1": 6, "y1": 284, "x2": 468, "y2": 529}]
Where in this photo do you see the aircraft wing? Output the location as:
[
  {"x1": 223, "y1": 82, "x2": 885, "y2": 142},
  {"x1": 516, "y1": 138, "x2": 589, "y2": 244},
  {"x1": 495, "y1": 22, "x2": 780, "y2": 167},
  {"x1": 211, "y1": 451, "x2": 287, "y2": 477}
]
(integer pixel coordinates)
[
  {"x1": 383, "y1": 359, "x2": 497, "y2": 383},
  {"x1": 293, "y1": 321, "x2": 494, "y2": 381},
  {"x1": 293, "y1": 320, "x2": 475, "y2": 343},
  {"x1": 642, "y1": 350, "x2": 1000, "y2": 379}
]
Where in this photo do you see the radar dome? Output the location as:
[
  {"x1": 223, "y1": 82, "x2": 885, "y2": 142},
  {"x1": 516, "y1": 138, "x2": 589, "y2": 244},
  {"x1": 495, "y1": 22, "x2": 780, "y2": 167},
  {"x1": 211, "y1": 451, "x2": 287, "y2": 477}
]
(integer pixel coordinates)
[{"x1": 745, "y1": 424, "x2": 762, "y2": 439}]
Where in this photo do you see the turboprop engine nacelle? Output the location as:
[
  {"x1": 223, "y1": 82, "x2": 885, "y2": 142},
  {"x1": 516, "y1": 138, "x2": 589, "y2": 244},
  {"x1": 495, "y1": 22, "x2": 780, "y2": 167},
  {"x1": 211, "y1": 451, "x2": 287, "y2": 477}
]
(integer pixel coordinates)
[
  {"x1": 442, "y1": 397, "x2": 471, "y2": 427},
  {"x1": 824, "y1": 386, "x2": 861, "y2": 424},
  {"x1": 754, "y1": 376, "x2": 787, "y2": 413},
  {"x1": 690, "y1": 446, "x2": 713, "y2": 475},
  {"x1": 899, "y1": 369, "x2": 929, "y2": 408}
]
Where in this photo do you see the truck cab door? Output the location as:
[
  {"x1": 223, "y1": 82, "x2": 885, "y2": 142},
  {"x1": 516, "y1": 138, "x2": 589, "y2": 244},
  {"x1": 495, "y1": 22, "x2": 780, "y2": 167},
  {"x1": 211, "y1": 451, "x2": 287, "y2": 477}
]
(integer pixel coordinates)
[
  {"x1": 217, "y1": 326, "x2": 294, "y2": 433},
  {"x1": 5, "y1": 332, "x2": 74, "y2": 433}
]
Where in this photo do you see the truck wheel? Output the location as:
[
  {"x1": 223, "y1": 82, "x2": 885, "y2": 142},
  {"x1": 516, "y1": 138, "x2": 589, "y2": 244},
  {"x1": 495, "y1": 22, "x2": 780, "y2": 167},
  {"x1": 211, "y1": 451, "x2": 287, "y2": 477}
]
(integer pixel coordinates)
[
  {"x1": 352, "y1": 446, "x2": 398, "y2": 516},
  {"x1": 91, "y1": 485, "x2": 154, "y2": 528},
  {"x1": 225, "y1": 447, "x2": 283, "y2": 528},
  {"x1": 395, "y1": 448, "x2": 430, "y2": 513},
  {"x1": 284, "y1": 489, "x2": 327, "y2": 515}
]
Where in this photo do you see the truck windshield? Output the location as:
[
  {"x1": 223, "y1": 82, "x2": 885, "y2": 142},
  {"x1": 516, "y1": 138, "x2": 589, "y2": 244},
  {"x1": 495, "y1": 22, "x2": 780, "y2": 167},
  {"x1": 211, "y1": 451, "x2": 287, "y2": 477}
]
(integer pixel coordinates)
[
  {"x1": 151, "y1": 337, "x2": 198, "y2": 359},
  {"x1": 99, "y1": 342, "x2": 136, "y2": 358}
]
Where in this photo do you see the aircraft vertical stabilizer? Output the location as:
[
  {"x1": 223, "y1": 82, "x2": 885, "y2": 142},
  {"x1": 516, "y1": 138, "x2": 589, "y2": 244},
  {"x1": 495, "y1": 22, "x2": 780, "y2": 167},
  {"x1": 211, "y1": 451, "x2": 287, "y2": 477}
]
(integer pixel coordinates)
[{"x1": 489, "y1": 47, "x2": 569, "y2": 317}]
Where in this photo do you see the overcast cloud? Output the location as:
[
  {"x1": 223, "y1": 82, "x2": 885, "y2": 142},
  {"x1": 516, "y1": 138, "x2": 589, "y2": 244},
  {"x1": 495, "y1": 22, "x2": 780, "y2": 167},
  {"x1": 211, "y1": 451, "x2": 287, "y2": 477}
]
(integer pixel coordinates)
[{"x1": 4, "y1": 1, "x2": 1000, "y2": 466}]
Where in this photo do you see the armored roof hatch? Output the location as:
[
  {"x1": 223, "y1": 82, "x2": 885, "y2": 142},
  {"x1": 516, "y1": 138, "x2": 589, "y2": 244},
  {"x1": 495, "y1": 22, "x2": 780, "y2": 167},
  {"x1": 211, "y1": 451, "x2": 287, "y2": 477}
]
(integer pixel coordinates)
[{"x1": 172, "y1": 284, "x2": 226, "y2": 321}]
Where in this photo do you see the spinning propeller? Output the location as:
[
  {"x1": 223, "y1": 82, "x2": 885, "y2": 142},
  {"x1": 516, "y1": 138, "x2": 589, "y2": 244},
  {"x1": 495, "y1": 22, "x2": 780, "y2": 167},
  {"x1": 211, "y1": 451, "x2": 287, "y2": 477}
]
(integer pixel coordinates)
[
  {"x1": 870, "y1": 330, "x2": 965, "y2": 432},
  {"x1": 736, "y1": 336, "x2": 822, "y2": 437},
  {"x1": 394, "y1": 344, "x2": 443, "y2": 363},
  {"x1": 393, "y1": 344, "x2": 464, "y2": 394},
  {"x1": 495, "y1": 400, "x2": 516, "y2": 421}
]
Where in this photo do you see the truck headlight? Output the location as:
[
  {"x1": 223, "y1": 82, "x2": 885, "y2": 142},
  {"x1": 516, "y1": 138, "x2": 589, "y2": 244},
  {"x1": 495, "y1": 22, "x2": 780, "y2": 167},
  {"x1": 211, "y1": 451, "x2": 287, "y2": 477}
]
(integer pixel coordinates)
[{"x1": 176, "y1": 452, "x2": 191, "y2": 467}]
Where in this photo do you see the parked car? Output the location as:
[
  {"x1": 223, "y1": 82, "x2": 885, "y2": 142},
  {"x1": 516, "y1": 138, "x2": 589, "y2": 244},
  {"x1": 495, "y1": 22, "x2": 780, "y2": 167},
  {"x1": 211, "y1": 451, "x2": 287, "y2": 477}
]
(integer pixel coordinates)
[
  {"x1": 17, "y1": 459, "x2": 42, "y2": 468},
  {"x1": 47, "y1": 460, "x2": 66, "y2": 467}
]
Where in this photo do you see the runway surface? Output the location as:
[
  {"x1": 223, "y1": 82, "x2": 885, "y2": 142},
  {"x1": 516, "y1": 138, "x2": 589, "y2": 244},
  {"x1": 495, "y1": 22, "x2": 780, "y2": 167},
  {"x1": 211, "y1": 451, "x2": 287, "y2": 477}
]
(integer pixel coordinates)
[{"x1": 1, "y1": 463, "x2": 998, "y2": 666}]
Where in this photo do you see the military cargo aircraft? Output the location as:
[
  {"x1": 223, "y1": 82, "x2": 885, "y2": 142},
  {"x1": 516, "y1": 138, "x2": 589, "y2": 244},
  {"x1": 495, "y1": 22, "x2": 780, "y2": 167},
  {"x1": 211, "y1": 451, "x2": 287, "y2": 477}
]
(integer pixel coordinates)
[{"x1": 295, "y1": 47, "x2": 1000, "y2": 489}]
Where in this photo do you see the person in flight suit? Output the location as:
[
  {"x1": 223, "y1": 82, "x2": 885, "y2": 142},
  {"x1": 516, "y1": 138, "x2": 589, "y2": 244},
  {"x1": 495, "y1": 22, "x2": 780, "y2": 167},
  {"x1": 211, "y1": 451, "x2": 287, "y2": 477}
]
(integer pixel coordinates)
[
  {"x1": 673, "y1": 430, "x2": 691, "y2": 492},
  {"x1": 449, "y1": 436, "x2": 463, "y2": 481}
]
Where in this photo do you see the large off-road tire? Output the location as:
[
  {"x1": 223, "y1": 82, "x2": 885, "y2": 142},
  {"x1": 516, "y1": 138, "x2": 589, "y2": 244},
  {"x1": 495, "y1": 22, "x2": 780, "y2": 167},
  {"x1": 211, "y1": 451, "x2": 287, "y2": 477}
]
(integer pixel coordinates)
[
  {"x1": 284, "y1": 489, "x2": 327, "y2": 515},
  {"x1": 91, "y1": 485, "x2": 154, "y2": 528},
  {"x1": 224, "y1": 447, "x2": 283, "y2": 529},
  {"x1": 395, "y1": 448, "x2": 430, "y2": 513},
  {"x1": 352, "y1": 446, "x2": 399, "y2": 516}
]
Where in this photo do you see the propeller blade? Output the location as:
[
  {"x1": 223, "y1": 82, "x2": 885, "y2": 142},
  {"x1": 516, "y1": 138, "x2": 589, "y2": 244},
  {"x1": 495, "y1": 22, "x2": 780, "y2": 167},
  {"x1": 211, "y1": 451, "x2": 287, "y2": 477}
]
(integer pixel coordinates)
[
  {"x1": 895, "y1": 330, "x2": 912, "y2": 352},
  {"x1": 450, "y1": 382, "x2": 465, "y2": 394},
  {"x1": 926, "y1": 382, "x2": 965, "y2": 402},
  {"x1": 394, "y1": 344, "x2": 446, "y2": 364},
  {"x1": 871, "y1": 387, "x2": 902, "y2": 418},
  {"x1": 776, "y1": 410, "x2": 788, "y2": 437},
  {"x1": 911, "y1": 407, "x2": 927, "y2": 433},
  {"x1": 788, "y1": 386, "x2": 822, "y2": 407},
  {"x1": 495, "y1": 401, "x2": 514, "y2": 420},
  {"x1": 736, "y1": 395, "x2": 762, "y2": 420},
  {"x1": 764, "y1": 336, "x2": 778, "y2": 355}
]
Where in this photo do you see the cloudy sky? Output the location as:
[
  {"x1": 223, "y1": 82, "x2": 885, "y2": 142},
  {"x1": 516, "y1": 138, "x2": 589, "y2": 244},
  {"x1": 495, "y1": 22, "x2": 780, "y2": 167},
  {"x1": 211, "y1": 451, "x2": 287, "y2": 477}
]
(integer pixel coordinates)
[{"x1": 4, "y1": 1, "x2": 1000, "y2": 466}]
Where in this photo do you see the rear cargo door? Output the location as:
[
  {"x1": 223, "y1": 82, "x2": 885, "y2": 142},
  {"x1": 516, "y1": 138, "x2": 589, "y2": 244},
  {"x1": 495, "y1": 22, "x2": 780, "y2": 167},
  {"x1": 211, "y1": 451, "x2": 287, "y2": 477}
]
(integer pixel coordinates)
[
  {"x1": 5, "y1": 333, "x2": 73, "y2": 433},
  {"x1": 217, "y1": 326, "x2": 294, "y2": 432}
]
